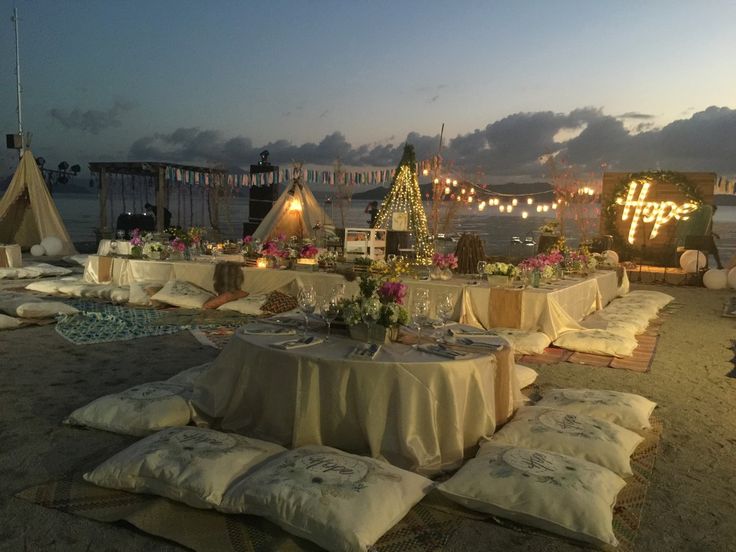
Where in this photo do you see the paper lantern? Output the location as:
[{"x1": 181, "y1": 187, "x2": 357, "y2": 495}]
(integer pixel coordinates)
[
  {"x1": 41, "y1": 236, "x2": 63, "y2": 256},
  {"x1": 703, "y1": 269, "x2": 728, "y2": 290},
  {"x1": 728, "y1": 267, "x2": 736, "y2": 289},
  {"x1": 30, "y1": 244, "x2": 46, "y2": 257},
  {"x1": 679, "y1": 250, "x2": 706, "y2": 273},
  {"x1": 602, "y1": 250, "x2": 619, "y2": 265}
]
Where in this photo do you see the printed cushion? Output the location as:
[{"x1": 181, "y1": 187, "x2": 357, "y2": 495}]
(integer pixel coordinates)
[
  {"x1": 260, "y1": 290, "x2": 298, "y2": 314},
  {"x1": 167, "y1": 362, "x2": 212, "y2": 386},
  {"x1": 625, "y1": 290, "x2": 674, "y2": 309},
  {"x1": 491, "y1": 328, "x2": 551, "y2": 355},
  {"x1": 220, "y1": 445, "x2": 433, "y2": 551},
  {"x1": 84, "y1": 427, "x2": 285, "y2": 509},
  {"x1": 514, "y1": 363, "x2": 538, "y2": 389},
  {"x1": 485, "y1": 406, "x2": 643, "y2": 476},
  {"x1": 0, "y1": 313, "x2": 22, "y2": 330},
  {"x1": 535, "y1": 388, "x2": 657, "y2": 430},
  {"x1": 604, "y1": 300, "x2": 659, "y2": 318},
  {"x1": 15, "y1": 301, "x2": 79, "y2": 319},
  {"x1": 203, "y1": 290, "x2": 249, "y2": 310},
  {"x1": 65, "y1": 381, "x2": 193, "y2": 436},
  {"x1": 151, "y1": 280, "x2": 214, "y2": 309},
  {"x1": 582, "y1": 312, "x2": 641, "y2": 337},
  {"x1": 217, "y1": 294, "x2": 268, "y2": 315},
  {"x1": 553, "y1": 329, "x2": 638, "y2": 358},
  {"x1": 438, "y1": 443, "x2": 625, "y2": 548}
]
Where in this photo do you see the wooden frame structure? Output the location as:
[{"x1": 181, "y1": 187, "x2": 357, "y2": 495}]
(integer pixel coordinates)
[{"x1": 88, "y1": 161, "x2": 228, "y2": 234}]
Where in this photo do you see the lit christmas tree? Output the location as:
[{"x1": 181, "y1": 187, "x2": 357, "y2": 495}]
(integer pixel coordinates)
[{"x1": 373, "y1": 144, "x2": 434, "y2": 262}]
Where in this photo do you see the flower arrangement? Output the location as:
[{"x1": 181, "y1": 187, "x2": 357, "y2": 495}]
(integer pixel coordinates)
[
  {"x1": 299, "y1": 243, "x2": 319, "y2": 259},
  {"x1": 563, "y1": 247, "x2": 597, "y2": 273},
  {"x1": 369, "y1": 259, "x2": 389, "y2": 274},
  {"x1": 260, "y1": 237, "x2": 289, "y2": 259},
  {"x1": 341, "y1": 274, "x2": 409, "y2": 329},
  {"x1": 484, "y1": 262, "x2": 518, "y2": 277},
  {"x1": 187, "y1": 226, "x2": 206, "y2": 246},
  {"x1": 518, "y1": 250, "x2": 564, "y2": 272},
  {"x1": 387, "y1": 256, "x2": 412, "y2": 279},
  {"x1": 241, "y1": 235, "x2": 262, "y2": 258},
  {"x1": 129, "y1": 228, "x2": 159, "y2": 258},
  {"x1": 432, "y1": 252, "x2": 458, "y2": 270}
]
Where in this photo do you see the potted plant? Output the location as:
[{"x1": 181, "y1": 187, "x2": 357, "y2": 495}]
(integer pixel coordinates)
[{"x1": 342, "y1": 275, "x2": 408, "y2": 343}]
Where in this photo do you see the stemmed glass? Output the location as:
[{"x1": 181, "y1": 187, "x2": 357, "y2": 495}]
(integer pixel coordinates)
[
  {"x1": 297, "y1": 286, "x2": 316, "y2": 336},
  {"x1": 436, "y1": 293, "x2": 454, "y2": 335},
  {"x1": 412, "y1": 289, "x2": 431, "y2": 348},
  {"x1": 477, "y1": 260, "x2": 487, "y2": 282},
  {"x1": 319, "y1": 296, "x2": 341, "y2": 341}
]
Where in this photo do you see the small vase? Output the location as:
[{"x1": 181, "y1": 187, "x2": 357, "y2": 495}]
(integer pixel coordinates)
[
  {"x1": 486, "y1": 274, "x2": 509, "y2": 287},
  {"x1": 531, "y1": 269, "x2": 541, "y2": 288},
  {"x1": 440, "y1": 268, "x2": 453, "y2": 281},
  {"x1": 430, "y1": 266, "x2": 443, "y2": 280},
  {"x1": 349, "y1": 323, "x2": 398, "y2": 344}
]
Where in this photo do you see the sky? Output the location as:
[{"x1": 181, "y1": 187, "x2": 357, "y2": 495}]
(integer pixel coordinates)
[{"x1": 1, "y1": 0, "x2": 736, "y2": 182}]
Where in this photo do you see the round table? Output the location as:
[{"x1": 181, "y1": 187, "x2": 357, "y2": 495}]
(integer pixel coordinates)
[{"x1": 192, "y1": 322, "x2": 519, "y2": 475}]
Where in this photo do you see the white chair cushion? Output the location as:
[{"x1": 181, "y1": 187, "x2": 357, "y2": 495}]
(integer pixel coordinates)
[
  {"x1": 491, "y1": 328, "x2": 551, "y2": 355},
  {"x1": 553, "y1": 329, "x2": 638, "y2": 358},
  {"x1": 151, "y1": 280, "x2": 214, "y2": 309},
  {"x1": 65, "y1": 381, "x2": 192, "y2": 436},
  {"x1": 217, "y1": 293, "x2": 268, "y2": 315},
  {"x1": 484, "y1": 406, "x2": 643, "y2": 476},
  {"x1": 84, "y1": 427, "x2": 285, "y2": 509},
  {"x1": 16, "y1": 301, "x2": 79, "y2": 318},
  {"x1": 535, "y1": 388, "x2": 657, "y2": 431},
  {"x1": 625, "y1": 290, "x2": 674, "y2": 309},
  {"x1": 0, "y1": 313, "x2": 22, "y2": 330},
  {"x1": 514, "y1": 364, "x2": 538, "y2": 388},
  {"x1": 438, "y1": 443, "x2": 625, "y2": 548},
  {"x1": 220, "y1": 445, "x2": 432, "y2": 551},
  {"x1": 167, "y1": 362, "x2": 212, "y2": 386}
]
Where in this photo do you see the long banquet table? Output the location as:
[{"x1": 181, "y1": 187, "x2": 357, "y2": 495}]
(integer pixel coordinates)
[
  {"x1": 192, "y1": 322, "x2": 521, "y2": 475},
  {"x1": 83, "y1": 255, "x2": 627, "y2": 339}
]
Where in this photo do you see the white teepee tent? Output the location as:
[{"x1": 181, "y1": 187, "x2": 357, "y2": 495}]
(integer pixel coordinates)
[
  {"x1": 252, "y1": 182, "x2": 334, "y2": 242},
  {"x1": 0, "y1": 150, "x2": 77, "y2": 255}
]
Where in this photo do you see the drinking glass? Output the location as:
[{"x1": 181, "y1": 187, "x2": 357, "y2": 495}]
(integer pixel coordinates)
[
  {"x1": 320, "y1": 297, "x2": 340, "y2": 341},
  {"x1": 412, "y1": 291, "x2": 431, "y2": 347},
  {"x1": 297, "y1": 286, "x2": 316, "y2": 335},
  {"x1": 477, "y1": 260, "x2": 487, "y2": 281},
  {"x1": 436, "y1": 293, "x2": 454, "y2": 328}
]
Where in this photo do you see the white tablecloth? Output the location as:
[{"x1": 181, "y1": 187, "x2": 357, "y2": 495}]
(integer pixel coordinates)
[
  {"x1": 0, "y1": 244, "x2": 22, "y2": 268},
  {"x1": 192, "y1": 323, "x2": 520, "y2": 475}
]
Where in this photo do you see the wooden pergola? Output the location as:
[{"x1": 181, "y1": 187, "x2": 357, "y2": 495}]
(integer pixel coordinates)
[{"x1": 88, "y1": 161, "x2": 228, "y2": 234}]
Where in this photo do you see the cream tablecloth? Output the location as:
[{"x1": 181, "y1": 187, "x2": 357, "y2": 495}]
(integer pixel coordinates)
[
  {"x1": 192, "y1": 323, "x2": 520, "y2": 475},
  {"x1": 0, "y1": 244, "x2": 22, "y2": 268}
]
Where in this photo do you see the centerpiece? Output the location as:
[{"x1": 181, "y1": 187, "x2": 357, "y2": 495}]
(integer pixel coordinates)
[
  {"x1": 430, "y1": 252, "x2": 458, "y2": 280},
  {"x1": 341, "y1": 274, "x2": 409, "y2": 343},
  {"x1": 484, "y1": 261, "x2": 518, "y2": 287}
]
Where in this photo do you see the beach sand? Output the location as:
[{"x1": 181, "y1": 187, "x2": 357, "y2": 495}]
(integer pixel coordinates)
[{"x1": 1, "y1": 282, "x2": 735, "y2": 551}]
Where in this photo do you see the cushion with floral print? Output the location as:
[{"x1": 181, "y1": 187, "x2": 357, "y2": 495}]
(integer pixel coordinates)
[
  {"x1": 535, "y1": 388, "x2": 657, "y2": 431},
  {"x1": 604, "y1": 300, "x2": 659, "y2": 318},
  {"x1": 220, "y1": 445, "x2": 433, "y2": 551},
  {"x1": 151, "y1": 280, "x2": 214, "y2": 309},
  {"x1": 621, "y1": 290, "x2": 674, "y2": 309},
  {"x1": 260, "y1": 290, "x2": 298, "y2": 314},
  {"x1": 438, "y1": 443, "x2": 625, "y2": 548},
  {"x1": 84, "y1": 427, "x2": 285, "y2": 509},
  {"x1": 64, "y1": 381, "x2": 193, "y2": 436},
  {"x1": 217, "y1": 293, "x2": 268, "y2": 315},
  {"x1": 553, "y1": 329, "x2": 638, "y2": 358},
  {"x1": 484, "y1": 406, "x2": 643, "y2": 476},
  {"x1": 490, "y1": 328, "x2": 551, "y2": 355},
  {"x1": 582, "y1": 311, "x2": 643, "y2": 337}
]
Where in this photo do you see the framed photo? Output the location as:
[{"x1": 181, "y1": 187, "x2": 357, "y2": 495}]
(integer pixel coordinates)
[{"x1": 391, "y1": 212, "x2": 408, "y2": 231}]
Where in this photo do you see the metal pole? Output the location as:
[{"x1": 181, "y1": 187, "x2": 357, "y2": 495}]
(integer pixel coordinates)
[{"x1": 13, "y1": 8, "x2": 23, "y2": 154}]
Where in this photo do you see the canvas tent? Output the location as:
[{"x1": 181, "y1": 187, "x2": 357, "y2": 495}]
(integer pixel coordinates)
[
  {"x1": 0, "y1": 150, "x2": 77, "y2": 255},
  {"x1": 252, "y1": 182, "x2": 334, "y2": 242}
]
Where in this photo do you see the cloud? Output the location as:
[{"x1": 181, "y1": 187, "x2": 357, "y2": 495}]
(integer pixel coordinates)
[
  {"x1": 618, "y1": 112, "x2": 655, "y2": 119},
  {"x1": 126, "y1": 106, "x2": 736, "y2": 179},
  {"x1": 49, "y1": 100, "x2": 134, "y2": 134}
]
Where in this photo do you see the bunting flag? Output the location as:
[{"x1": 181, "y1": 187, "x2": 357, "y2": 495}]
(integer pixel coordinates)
[{"x1": 715, "y1": 176, "x2": 736, "y2": 195}]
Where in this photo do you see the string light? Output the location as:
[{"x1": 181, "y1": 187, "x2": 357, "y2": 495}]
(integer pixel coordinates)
[
  {"x1": 499, "y1": 205, "x2": 506, "y2": 213},
  {"x1": 507, "y1": 205, "x2": 514, "y2": 213},
  {"x1": 460, "y1": 188, "x2": 466, "y2": 194},
  {"x1": 552, "y1": 203, "x2": 558, "y2": 210},
  {"x1": 468, "y1": 196, "x2": 473, "y2": 203},
  {"x1": 452, "y1": 179, "x2": 458, "y2": 187},
  {"x1": 511, "y1": 198, "x2": 518, "y2": 206},
  {"x1": 479, "y1": 201, "x2": 486, "y2": 211},
  {"x1": 522, "y1": 211, "x2": 528, "y2": 219},
  {"x1": 444, "y1": 186, "x2": 451, "y2": 194},
  {"x1": 542, "y1": 205, "x2": 549, "y2": 212},
  {"x1": 527, "y1": 197, "x2": 533, "y2": 204},
  {"x1": 536, "y1": 205, "x2": 542, "y2": 213}
]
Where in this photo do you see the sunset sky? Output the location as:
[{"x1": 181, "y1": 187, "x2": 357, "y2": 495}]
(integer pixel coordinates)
[{"x1": 1, "y1": 0, "x2": 735, "y2": 181}]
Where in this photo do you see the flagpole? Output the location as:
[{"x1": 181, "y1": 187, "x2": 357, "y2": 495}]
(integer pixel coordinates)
[{"x1": 13, "y1": 7, "x2": 24, "y2": 156}]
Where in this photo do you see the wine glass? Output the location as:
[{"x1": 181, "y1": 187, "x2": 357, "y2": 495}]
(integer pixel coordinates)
[
  {"x1": 319, "y1": 296, "x2": 340, "y2": 341},
  {"x1": 436, "y1": 293, "x2": 454, "y2": 329},
  {"x1": 297, "y1": 286, "x2": 316, "y2": 336},
  {"x1": 477, "y1": 260, "x2": 487, "y2": 282},
  {"x1": 412, "y1": 291, "x2": 431, "y2": 348}
]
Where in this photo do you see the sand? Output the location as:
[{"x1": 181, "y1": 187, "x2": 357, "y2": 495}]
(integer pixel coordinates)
[{"x1": 1, "y1": 280, "x2": 735, "y2": 551}]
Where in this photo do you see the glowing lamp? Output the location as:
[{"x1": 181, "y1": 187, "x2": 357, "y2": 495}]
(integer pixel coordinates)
[
  {"x1": 297, "y1": 258, "x2": 317, "y2": 265},
  {"x1": 552, "y1": 203, "x2": 558, "y2": 210},
  {"x1": 423, "y1": 169, "x2": 429, "y2": 176},
  {"x1": 289, "y1": 197, "x2": 303, "y2": 212},
  {"x1": 256, "y1": 257, "x2": 269, "y2": 268},
  {"x1": 507, "y1": 205, "x2": 514, "y2": 213},
  {"x1": 468, "y1": 196, "x2": 473, "y2": 203}
]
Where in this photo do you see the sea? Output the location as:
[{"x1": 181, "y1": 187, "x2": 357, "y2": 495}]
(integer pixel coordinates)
[{"x1": 53, "y1": 193, "x2": 736, "y2": 260}]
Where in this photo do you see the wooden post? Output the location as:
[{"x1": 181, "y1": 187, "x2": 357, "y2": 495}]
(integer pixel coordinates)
[
  {"x1": 98, "y1": 168, "x2": 108, "y2": 235},
  {"x1": 156, "y1": 166, "x2": 166, "y2": 233}
]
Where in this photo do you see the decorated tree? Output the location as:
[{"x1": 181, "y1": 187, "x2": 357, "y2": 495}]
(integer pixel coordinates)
[{"x1": 373, "y1": 144, "x2": 434, "y2": 262}]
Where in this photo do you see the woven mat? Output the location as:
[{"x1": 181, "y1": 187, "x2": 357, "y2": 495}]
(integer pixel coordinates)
[{"x1": 15, "y1": 418, "x2": 661, "y2": 552}]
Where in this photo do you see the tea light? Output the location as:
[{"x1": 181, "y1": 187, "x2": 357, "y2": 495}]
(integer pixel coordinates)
[
  {"x1": 297, "y1": 258, "x2": 317, "y2": 265},
  {"x1": 256, "y1": 257, "x2": 269, "y2": 268}
]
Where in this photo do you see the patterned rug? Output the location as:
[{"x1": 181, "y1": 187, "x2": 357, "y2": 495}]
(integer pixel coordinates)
[{"x1": 16, "y1": 418, "x2": 662, "y2": 552}]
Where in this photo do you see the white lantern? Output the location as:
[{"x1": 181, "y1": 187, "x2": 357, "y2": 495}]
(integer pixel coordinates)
[
  {"x1": 728, "y1": 267, "x2": 736, "y2": 289},
  {"x1": 41, "y1": 236, "x2": 63, "y2": 256},
  {"x1": 703, "y1": 269, "x2": 728, "y2": 290},
  {"x1": 679, "y1": 249, "x2": 707, "y2": 273},
  {"x1": 30, "y1": 244, "x2": 46, "y2": 257},
  {"x1": 602, "y1": 250, "x2": 619, "y2": 265}
]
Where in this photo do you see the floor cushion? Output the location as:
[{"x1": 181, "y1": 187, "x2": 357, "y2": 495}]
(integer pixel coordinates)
[
  {"x1": 604, "y1": 300, "x2": 659, "y2": 318},
  {"x1": 220, "y1": 445, "x2": 433, "y2": 551},
  {"x1": 128, "y1": 281, "x2": 165, "y2": 306},
  {"x1": 589, "y1": 309, "x2": 651, "y2": 334},
  {"x1": 110, "y1": 287, "x2": 131, "y2": 304},
  {"x1": 151, "y1": 280, "x2": 214, "y2": 309},
  {"x1": 56, "y1": 282, "x2": 93, "y2": 297},
  {"x1": 553, "y1": 329, "x2": 638, "y2": 358},
  {"x1": 485, "y1": 406, "x2": 643, "y2": 476},
  {"x1": 65, "y1": 381, "x2": 193, "y2": 436},
  {"x1": 167, "y1": 362, "x2": 212, "y2": 386},
  {"x1": 203, "y1": 290, "x2": 249, "y2": 310},
  {"x1": 217, "y1": 293, "x2": 267, "y2": 315},
  {"x1": 438, "y1": 443, "x2": 625, "y2": 548},
  {"x1": 582, "y1": 312, "x2": 641, "y2": 337},
  {"x1": 24, "y1": 279, "x2": 66, "y2": 294},
  {"x1": 0, "y1": 293, "x2": 42, "y2": 315},
  {"x1": 535, "y1": 388, "x2": 657, "y2": 431},
  {"x1": 260, "y1": 290, "x2": 298, "y2": 314},
  {"x1": 625, "y1": 290, "x2": 674, "y2": 309},
  {"x1": 84, "y1": 427, "x2": 285, "y2": 509},
  {"x1": 491, "y1": 328, "x2": 551, "y2": 355},
  {"x1": 16, "y1": 301, "x2": 79, "y2": 318},
  {"x1": 514, "y1": 364, "x2": 538, "y2": 388},
  {"x1": 0, "y1": 313, "x2": 22, "y2": 330}
]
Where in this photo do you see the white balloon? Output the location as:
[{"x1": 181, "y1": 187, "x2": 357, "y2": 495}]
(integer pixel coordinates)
[
  {"x1": 680, "y1": 249, "x2": 707, "y2": 272},
  {"x1": 40, "y1": 236, "x2": 63, "y2": 256},
  {"x1": 728, "y1": 267, "x2": 736, "y2": 289},
  {"x1": 703, "y1": 269, "x2": 728, "y2": 290},
  {"x1": 602, "y1": 250, "x2": 619, "y2": 264},
  {"x1": 30, "y1": 244, "x2": 46, "y2": 257}
]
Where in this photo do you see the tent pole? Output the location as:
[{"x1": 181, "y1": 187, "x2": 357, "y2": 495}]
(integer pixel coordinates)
[
  {"x1": 156, "y1": 167, "x2": 165, "y2": 233},
  {"x1": 99, "y1": 169, "x2": 108, "y2": 236}
]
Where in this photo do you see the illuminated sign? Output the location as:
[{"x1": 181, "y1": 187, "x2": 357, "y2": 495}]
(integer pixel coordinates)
[{"x1": 615, "y1": 180, "x2": 699, "y2": 244}]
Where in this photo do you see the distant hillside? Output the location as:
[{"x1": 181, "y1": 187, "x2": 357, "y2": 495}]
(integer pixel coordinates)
[{"x1": 352, "y1": 181, "x2": 554, "y2": 201}]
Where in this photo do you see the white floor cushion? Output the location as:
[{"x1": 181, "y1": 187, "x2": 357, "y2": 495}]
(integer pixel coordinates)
[
  {"x1": 167, "y1": 362, "x2": 212, "y2": 386},
  {"x1": 582, "y1": 312, "x2": 641, "y2": 337},
  {"x1": 514, "y1": 364, "x2": 538, "y2": 388},
  {"x1": 625, "y1": 290, "x2": 674, "y2": 309},
  {"x1": 484, "y1": 406, "x2": 643, "y2": 476},
  {"x1": 110, "y1": 287, "x2": 130, "y2": 304},
  {"x1": 491, "y1": 328, "x2": 551, "y2": 355},
  {"x1": 129, "y1": 281, "x2": 165, "y2": 306},
  {"x1": 152, "y1": 280, "x2": 214, "y2": 309},
  {"x1": 535, "y1": 388, "x2": 657, "y2": 431},
  {"x1": 220, "y1": 445, "x2": 433, "y2": 551},
  {"x1": 605, "y1": 300, "x2": 659, "y2": 318},
  {"x1": 590, "y1": 310, "x2": 651, "y2": 334},
  {"x1": 553, "y1": 329, "x2": 638, "y2": 358},
  {"x1": 16, "y1": 301, "x2": 79, "y2": 318},
  {"x1": 84, "y1": 427, "x2": 285, "y2": 509},
  {"x1": 56, "y1": 282, "x2": 92, "y2": 297},
  {"x1": 438, "y1": 443, "x2": 625, "y2": 548},
  {"x1": 0, "y1": 293, "x2": 42, "y2": 315},
  {"x1": 0, "y1": 313, "x2": 22, "y2": 330},
  {"x1": 65, "y1": 381, "x2": 193, "y2": 436},
  {"x1": 217, "y1": 294, "x2": 268, "y2": 315},
  {"x1": 25, "y1": 279, "x2": 66, "y2": 294},
  {"x1": 23, "y1": 262, "x2": 73, "y2": 277}
]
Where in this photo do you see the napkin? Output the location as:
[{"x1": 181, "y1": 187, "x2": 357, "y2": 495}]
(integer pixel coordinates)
[
  {"x1": 271, "y1": 336, "x2": 324, "y2": 350},
  {"x1": 454, "y1": 337, "x2": 504, "y2": 350},
  {"x1": 449, "y1": 327, "x2": 496, "y2": 337},
  {"x1": 418, "y1": 344, "x2": 468, "y2": 359},
  {"x1": 241, "y1": 326, "x2": 297, "y2": 336},
  {"x1": 348, "y1": 343, "x2": 381, "y2": 360}
]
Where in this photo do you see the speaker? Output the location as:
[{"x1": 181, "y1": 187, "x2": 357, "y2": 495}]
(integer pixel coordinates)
[
  {"x1": 6, "y1": 134, "x2": 22, "y2": 149},
  {"x1": 248, "y1": 183, "x2": 279, "y2": 222}
]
